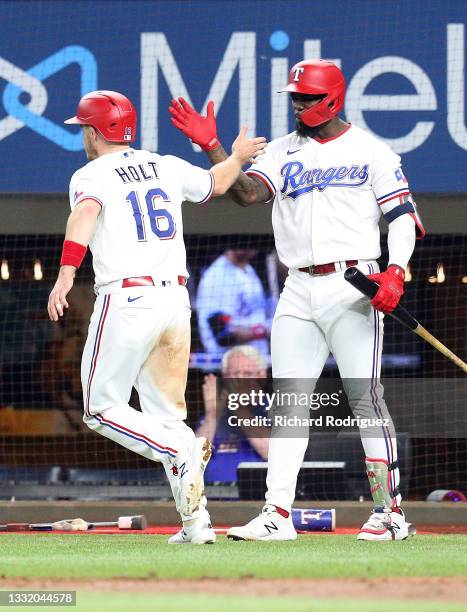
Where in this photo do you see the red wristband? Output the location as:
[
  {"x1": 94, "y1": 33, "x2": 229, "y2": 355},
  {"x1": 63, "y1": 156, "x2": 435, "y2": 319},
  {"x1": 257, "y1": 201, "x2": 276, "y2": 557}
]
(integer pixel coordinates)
[
  {"x1": 201, "y1": 136, "x2": 220, "y2": 152},
  {"x1": 60, "y1": 240, "x2": 87, "y2": 268}
]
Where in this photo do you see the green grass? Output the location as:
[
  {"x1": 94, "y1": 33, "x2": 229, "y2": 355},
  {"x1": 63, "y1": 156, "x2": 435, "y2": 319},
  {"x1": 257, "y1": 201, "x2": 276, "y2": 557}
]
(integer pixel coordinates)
[
  {"x1": 1, "y1": 535, "x2": 466, "y2": 612},
  {"x1": 0, "y1": 534, "x2": 465, "y2": 579},
  {"x1": 74, "y1": 594, "x2": 466, "y2": 612},
  {"x1": 1, "y1": 593, "x2": 467, "y2": 612}
]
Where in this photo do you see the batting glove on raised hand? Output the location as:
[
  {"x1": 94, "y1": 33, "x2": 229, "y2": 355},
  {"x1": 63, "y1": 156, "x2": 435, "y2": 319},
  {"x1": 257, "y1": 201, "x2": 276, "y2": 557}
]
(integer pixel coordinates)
[
  {"x1": 367, "y1": 264, "x2": 405, "y2": 313},
  {"x1": 169, "y1": 97, "x2": 219, "y2": 151}
]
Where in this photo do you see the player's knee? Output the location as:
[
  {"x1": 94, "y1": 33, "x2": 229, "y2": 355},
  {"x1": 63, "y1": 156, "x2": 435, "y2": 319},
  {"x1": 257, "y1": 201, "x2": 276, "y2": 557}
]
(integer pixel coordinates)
[
  {"x1": 82, "y1": 412, "x2": 99, "y2": 431},
  {"x1": 166, "y1": 420, "x2": 194, "y2": 444}
]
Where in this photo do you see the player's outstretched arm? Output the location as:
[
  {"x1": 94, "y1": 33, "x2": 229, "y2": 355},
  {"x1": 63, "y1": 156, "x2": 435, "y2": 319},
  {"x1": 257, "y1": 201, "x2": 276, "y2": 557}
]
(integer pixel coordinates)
[
  {"x1": 169, "y1": 98, "x2": 271, "y2": 206},
  {"x1": 207, "y1": 144, "x2": 273, "y2": 206},
  {"x1": 47, "y1": 200, "x2": 100, "y2": 321},
  {"x1": 210, "y1": 127, "x2": 266, "y2": 196}
]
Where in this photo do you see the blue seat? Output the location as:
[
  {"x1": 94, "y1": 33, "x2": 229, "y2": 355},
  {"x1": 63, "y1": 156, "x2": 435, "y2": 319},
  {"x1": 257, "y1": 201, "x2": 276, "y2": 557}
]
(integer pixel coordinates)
[{"x1": 0, "y1": 465, "x2": 63, "y2": 485}]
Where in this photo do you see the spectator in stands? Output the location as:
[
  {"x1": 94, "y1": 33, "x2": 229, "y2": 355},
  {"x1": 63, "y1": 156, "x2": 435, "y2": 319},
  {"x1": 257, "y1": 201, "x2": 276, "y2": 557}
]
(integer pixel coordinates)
[
  {"x1": 196, "y1": 345, "x2": 270, "y2": 483},
  {"x1": 196, "y1": 250, "x2": 270, "y2": 365}
]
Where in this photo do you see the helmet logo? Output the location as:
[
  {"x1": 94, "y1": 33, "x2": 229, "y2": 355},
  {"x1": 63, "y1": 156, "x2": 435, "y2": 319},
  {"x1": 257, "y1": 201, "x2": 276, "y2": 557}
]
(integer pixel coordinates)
[
  {"x1": 124, "y1": 126, "x2": 132, "y2": 141},
  {"x1": 293, "y1": 67, "x2": 305, "y2": 82}
]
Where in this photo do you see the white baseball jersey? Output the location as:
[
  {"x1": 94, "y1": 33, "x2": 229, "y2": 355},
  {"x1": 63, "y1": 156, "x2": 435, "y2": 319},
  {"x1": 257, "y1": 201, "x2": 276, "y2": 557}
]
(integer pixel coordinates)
[
  {"x1": 69, "y1": 148, "x2": 214, "y2": 289},
  {"x1": 246, "y1": 124, "x2": 424, "y2": 269},
  {"x1": 196, "y1": 255, "x2": 269, "y2": 360}
]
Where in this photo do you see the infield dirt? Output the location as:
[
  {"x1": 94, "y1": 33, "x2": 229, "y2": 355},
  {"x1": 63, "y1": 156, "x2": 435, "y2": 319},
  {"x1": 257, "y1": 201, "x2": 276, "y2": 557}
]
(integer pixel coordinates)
[{"x1": 1, "y1": 576, "x2": 466, "y2": 603}]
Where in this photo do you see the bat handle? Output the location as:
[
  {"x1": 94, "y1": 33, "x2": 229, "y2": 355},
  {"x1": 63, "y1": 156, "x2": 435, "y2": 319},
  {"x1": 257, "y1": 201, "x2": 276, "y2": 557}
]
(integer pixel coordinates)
[
  {"x1": 344, "y1": 267, "x2": 419, "y2": 330},
  {"x1": 344, "y1": 266, "x2": 379, "y2": 298}
]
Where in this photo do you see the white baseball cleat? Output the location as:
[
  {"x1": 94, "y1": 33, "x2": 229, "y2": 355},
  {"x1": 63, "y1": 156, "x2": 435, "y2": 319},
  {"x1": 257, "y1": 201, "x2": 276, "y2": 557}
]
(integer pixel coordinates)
[
  {"x1": 177, "y1": 436, "x2": 212, "y2": 517},
  {"x1": 168, "y1": 513, "x2": 216, "y2": 545},
  {"x1": 357, "y1": 507, "x2": 416, "y2": 541},
  {"x1": 226, "y1": 505, "x2": 297, "y2": 541}
]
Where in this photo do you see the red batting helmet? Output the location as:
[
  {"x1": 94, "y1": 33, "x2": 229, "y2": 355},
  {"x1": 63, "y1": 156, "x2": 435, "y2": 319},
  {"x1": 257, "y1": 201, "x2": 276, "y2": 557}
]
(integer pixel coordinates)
[
  {"x1": 64, "y1": 90, "x2": 137, "y2": 142},
  {"x1": 280, "y1": 60, "x2": 346, "y2": 127}
]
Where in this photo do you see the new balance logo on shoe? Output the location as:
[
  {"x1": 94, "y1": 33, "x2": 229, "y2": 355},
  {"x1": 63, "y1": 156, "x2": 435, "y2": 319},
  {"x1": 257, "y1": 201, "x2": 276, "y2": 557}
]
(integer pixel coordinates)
[
  {"x1": 264, "y1": 522, "x2": 279, "y2": 534},
  {"x1": 387, "y1": 523, "x2": 400, "y2": 540}
]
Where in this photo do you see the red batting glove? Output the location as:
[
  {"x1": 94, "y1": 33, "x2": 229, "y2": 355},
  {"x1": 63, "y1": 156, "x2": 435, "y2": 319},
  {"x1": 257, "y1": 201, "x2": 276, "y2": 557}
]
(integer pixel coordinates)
[
  {"x1": 367, "y1": 265, "x2": 405, "y2": 313},
  {"x1": 168, "y1": 97, "x2": 220, "y2": 151}
]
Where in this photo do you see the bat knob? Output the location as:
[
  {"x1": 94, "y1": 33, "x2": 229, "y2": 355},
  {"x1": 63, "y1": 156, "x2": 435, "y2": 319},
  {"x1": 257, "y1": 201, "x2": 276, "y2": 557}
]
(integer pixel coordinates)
[
  {"x1": 344, "y1": 266, "x2": 379, "y2": 299},
  {"x1": 130, "y1": 515, "x2": 147, "y2": 530},
  {"x1": 344, "y1": 266, "x2": 358, "y2": 281}
]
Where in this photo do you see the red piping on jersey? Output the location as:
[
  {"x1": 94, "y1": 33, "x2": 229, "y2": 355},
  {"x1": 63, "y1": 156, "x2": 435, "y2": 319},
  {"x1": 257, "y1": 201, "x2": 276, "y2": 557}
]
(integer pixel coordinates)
[
  {"x1": 75, "y1": 196, "x2": 104, "y2": 208},
  {"x1": 313, "y1": 123, "x2": 352, "y2": 144},
  {"x1": 377, "y1": 191, "x2": 411, "y2": 206},
  {"x1": 245, "y1": 169, "x2": 276, "y2": 198},
  {"x1": 409, "y1": 212, "x2": 426, "y2": 239},
  {"x1": 197, "y1": 170, "x2": 214, "y2": 204}
]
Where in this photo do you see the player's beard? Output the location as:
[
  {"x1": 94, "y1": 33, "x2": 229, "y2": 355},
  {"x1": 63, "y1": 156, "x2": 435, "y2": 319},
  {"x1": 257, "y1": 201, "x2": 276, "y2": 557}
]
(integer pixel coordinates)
[{"x1": 294, "y1": 118, "x2": 323, "y2": 138}]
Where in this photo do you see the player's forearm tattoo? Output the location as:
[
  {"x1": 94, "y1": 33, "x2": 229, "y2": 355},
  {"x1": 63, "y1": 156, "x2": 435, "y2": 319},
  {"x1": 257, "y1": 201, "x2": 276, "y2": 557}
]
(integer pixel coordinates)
[{"x1": 207, "y1": 145, "x2": 271, "y2": 206}]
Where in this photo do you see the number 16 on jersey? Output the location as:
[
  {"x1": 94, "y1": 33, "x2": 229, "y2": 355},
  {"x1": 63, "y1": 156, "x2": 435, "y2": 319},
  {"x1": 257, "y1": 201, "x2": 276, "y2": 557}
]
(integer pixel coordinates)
[{"x1": 126, "y1": 188, "x2": 176, "y2": 241}]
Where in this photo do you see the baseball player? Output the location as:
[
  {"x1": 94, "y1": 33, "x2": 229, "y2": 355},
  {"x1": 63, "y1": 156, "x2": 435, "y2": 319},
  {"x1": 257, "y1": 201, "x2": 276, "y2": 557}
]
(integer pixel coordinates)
[
  {"x1": 47, "y1": 90, "x2": 266, "y2": 544},
  {"x1": 196, "y1": 249, "x2": 270, "y2": 363},
  {"x1": 170, "y1": 60, "x2": 425, "y2": 541}
]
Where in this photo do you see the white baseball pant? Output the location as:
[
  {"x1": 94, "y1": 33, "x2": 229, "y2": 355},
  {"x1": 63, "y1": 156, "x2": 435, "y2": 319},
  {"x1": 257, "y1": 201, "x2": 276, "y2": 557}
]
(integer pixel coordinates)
[
  {"x1": 81, "y1": 283, "x2": 205, "y2": 519},
  {"x1": 266, "y1": 261, "x2": 401, "y2": 512}
]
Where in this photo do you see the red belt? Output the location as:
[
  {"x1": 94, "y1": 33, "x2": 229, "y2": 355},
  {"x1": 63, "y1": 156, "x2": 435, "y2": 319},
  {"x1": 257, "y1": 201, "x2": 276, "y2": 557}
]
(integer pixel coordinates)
[
  {"x1": 298, "y1": 260, "x2": 358, "y2": 276},
  {"x1": 122, "y1": 275, "x2": 187, "y2": 288}
]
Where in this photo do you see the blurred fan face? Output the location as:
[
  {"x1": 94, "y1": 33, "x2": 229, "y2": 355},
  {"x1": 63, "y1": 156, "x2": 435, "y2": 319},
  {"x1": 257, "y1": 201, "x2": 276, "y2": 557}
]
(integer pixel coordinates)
[
  {"x1": 223, "y1": 352, "x2": 267, "y2": 379},
  {"x1": 228, "y1": 249, "x2": 258, "y2": 265}
]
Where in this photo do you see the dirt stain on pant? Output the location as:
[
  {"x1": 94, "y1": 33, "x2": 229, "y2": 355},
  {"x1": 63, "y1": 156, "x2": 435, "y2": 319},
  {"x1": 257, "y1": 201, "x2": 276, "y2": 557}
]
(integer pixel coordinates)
[{"x1": 143, "y1": 320, "x2": 191, "y2": 417}]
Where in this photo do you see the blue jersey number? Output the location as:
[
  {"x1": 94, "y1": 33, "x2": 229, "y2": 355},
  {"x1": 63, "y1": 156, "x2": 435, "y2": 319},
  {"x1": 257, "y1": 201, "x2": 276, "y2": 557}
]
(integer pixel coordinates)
[{"x1": 126, "y1": 188, "x2": 176, "y2": 241}]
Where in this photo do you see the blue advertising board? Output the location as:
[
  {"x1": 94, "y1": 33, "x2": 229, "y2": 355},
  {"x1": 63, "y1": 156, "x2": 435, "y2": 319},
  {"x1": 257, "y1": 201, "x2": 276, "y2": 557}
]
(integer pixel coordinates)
[{"x1": 1, "y1": 0, "x2": 466, "y2": 193}]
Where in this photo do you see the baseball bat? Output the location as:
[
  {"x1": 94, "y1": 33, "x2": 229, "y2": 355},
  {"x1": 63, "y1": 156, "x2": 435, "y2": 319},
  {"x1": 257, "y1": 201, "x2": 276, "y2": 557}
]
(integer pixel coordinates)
[
  {"x1": 344, "y1": 267, "x2": 467, "y2": 373},
  {"x1": 0, "y1": 515, "x2": 147, "y2": 532},
  {"x1": 0, "y1": 522, "x2": 30, "y2": 532}
]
